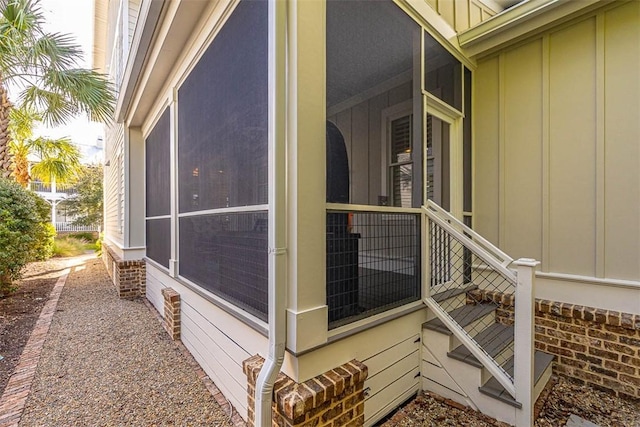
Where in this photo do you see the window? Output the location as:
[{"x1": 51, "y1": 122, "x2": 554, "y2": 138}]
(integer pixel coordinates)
[
  {"x1": 176, "y1": 0, "x2": 268, "y2": 320},
  {"x1": 145, "y1": 107, "x2": 171, "y2": 268},
  {"x1": 389, "y1": 114, "x2": 413, "y2": 208}
]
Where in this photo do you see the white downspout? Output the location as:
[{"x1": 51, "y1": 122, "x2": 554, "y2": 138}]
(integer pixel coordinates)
[{"x1": 255, "y1": 0, "x2": 287, "y2": 426}]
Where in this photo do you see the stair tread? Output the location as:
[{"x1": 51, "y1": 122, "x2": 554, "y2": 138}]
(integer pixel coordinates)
[
  {"x1": 423, "y1": 303, "x2": 496, "y2": 335},
  {"x1": 447, "y1": 323, "x2": 514, "y2": 368},
  {"x1": 478, "y1": 351, "x2": 555, "y2": 408},
  {"x1": 432, "y1": 284, "x2": 479, "y2": 303}
]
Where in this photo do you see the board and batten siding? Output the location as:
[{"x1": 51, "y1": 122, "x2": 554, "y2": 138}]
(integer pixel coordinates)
[
  {"x1": 424, "y1": 0, "x2": 499, "y2": 32},
  {"x1": 328, "y1": 80, "x2": 413, "y2": 205},
  {"x1": 474, "y1": 2, "x2": 640, "y2": 284},
  {"x1": 146, "y1": 263, "x2": 269, "y2": 420}
]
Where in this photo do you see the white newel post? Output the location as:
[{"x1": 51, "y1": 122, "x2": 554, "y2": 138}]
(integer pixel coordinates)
[{"x1": 513, "y1": 258, "x2": 539, "y2": 427}]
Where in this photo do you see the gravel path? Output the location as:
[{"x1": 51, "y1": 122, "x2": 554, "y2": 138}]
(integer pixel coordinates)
[{"x1": 19, "y1": 257, "x2": 234, "y2": 426}]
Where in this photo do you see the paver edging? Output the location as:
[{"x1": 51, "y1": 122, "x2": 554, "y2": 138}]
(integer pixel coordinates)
[{"x1": 0, "y1": 270, "x2": 70, "y2": 427}]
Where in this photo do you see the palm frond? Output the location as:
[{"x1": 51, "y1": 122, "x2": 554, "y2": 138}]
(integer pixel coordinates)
[
  {"x1": 0, "y1": 0, "x2": 115, "y2": 125},
  {"x1": 28, "y1": 135, "x2": 81, "y2": 184},
  {"x1": 19, "y1": 85, "x2": 78, "y2": 125}
]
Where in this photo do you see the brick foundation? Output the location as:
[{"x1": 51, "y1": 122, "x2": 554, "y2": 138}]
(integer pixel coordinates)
[
  {"x1": 243, "y1": 355, "x2": 368, "y2": 427},
  {"x1": 161, "y1": 288, "x2": 181, "y2": 340},
  {"x1": 468, "y1": 289, "x2": 640, "y2": 400},
  {"x1": 101, "y1": 243, "x2": 146, "y2": 299}
]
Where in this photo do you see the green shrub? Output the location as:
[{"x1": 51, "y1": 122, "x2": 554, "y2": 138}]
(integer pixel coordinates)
[
  {"x1": 95, "y1": 232, "x2": 103, "y2": 256},
  {"x1": 31, "y1": 222, "x2": 56, "y2": 260},
  {"x1": 29, "y1": 195, "x2": 56, "y2": 261},
  {"x1": 53, "y1": 236, "x2": 87, "y2": 257},
  {"x1": 0, "y1": 178, "x2": 51, "y2": 293}
]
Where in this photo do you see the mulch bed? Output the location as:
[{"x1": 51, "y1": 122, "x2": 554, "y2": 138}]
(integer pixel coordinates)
[
  {"x1": 0, "y1": 258, "x2": 67, "y2": 394},
  {"x1": 382, "y1": 376, "x2": 639, "y2": 426}
]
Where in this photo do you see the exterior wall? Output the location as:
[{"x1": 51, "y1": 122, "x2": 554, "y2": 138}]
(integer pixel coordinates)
[
  {"x1": 103, "y1": 122, "x2": 124, "y2": 247},
  {"x1": 146, "y1": 262, "x2": 270, "y2": 421},
  {"x1": 425, "y1": 0, "x2": 500, "y2": 32},
  {"x1": 299, "y1": 309, "x2": 428, "y2": 426},
  {"x1": 474, "y1": 2, "x2": 640, "y2": 300}
]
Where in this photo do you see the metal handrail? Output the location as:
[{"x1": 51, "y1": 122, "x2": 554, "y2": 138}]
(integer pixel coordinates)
[
  {"x1": 423, "y1": 203, "x2": 517, "y2": 283},
  {"x1": 424, "y1": 200, "x2": 514, "y2": 267},
  {"x1": 422, "y1": 202, "x2": 517, "y2": 397}
]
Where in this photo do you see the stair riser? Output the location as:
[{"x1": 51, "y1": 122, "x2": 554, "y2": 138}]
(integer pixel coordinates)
[
  {"x1": 421, "y1": 331, "x2": 519, "y2": 425},
  {"x1": 478, "y1": 344, "x2": 514, "y2": 384}
]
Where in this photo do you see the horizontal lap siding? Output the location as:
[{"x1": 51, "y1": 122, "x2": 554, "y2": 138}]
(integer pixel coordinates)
[
  {"x1": 104, "y1": 122, "x2": 124, "y2": 246},
  {"x1": 145, "y1": 263, "x2": 267, "y2": 421},
  {"x1": 146, "y1": 264, "x2": 165, "y2": 313},
  {"x1": 299, "y1": 309, "x2": 427, "y2": 426}
]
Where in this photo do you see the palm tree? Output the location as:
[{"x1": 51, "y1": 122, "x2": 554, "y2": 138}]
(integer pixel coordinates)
[
  {"x1": 8, "y1": 106, "x2": 80, "y2": 187},
  {"x1": 0, "y1": 0, "x2": 114, "y2": 178}
]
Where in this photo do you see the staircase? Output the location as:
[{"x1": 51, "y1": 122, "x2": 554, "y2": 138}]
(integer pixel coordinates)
[{"x1": 420, "y1": 202, "x2": 554, "y2": 426}]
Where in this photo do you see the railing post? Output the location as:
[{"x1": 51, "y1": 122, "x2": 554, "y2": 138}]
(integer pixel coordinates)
[
  {"x1": 513, "y1": 258, "x2": 539, "y2": 427},
  {"x1": 422, "y1": 211, "x2": 430, "y2": 299}
]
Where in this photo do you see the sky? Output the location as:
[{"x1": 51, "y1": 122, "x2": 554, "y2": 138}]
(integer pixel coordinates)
[{"x1": 11, "y1": 0, "x2": 105, "y2": 164}]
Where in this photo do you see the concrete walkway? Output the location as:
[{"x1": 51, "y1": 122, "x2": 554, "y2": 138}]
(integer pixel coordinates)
[{"x1": 0, "y1": 256, "x2": 244, "y2": 427}]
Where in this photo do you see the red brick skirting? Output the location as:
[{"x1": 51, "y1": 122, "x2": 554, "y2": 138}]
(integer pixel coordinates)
[
  {"x1": 161, "y1": 288, "x2": 181, "y2": 340},
  {"x1": 244, "y1": 355, "x2": 368, "y2": 426},
  {"x1": 101, "y1": 244, "x2": 145, "y2": 299},
  {"x1": 469, "y1": 289, "x2": 640, "y2": 400},
  {"x1": 0, "y1": 271, "x2": 70, "y2": 427}
]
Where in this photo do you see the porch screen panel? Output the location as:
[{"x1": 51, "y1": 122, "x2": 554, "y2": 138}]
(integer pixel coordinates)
[
  {"x1": 424, "y1": 32, "x2": 462, "y2": 112},
  {"x1": 176, "y1": 0, "x2": 268, "y2": 319},
  {"x1": 326, "y1": 0, "x2": 421, "y2": 207},
  {"x1": 145, "y1": 108, "x2": 170, "y2": 217},
  {"x1": 146, "y1": 218, "x2": 170, "y2": 268},
  {"x1": 177, "y1": 0, "x2": 267, "y2": 213},
  {"x1": 179, "y1": 213, "x2": 268, "y2": 321},
  {"x1": 145, "y1": 107, "x2": 170, "y2": 267}
]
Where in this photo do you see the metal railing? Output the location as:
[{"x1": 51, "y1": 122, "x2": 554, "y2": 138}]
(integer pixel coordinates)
[
  {"x1": 55, "y1": 222, "x2": 100, "y2": 232},
  {"x1": 30, "y1": 182, "x2": 77, "y2": 194},
  {"x1": 422, "y1": 200, "x2": 517, "y2": 397},
  {"x1": 326, "y1": 204, "x2": 422, "y2": 328}
]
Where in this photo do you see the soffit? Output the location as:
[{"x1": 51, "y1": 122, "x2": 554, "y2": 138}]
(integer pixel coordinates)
[
  {"x1": 118, "y1": 0, "x2": 211, "y2": 126},
  {"x1": 93, "y1": 0, "x2": 108, "y2": 73}
]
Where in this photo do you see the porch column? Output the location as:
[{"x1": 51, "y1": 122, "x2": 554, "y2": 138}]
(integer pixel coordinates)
[
  {"x1": 124, "y1": 126, "x2": 145, "y2": 258},
  {"x1": 285, "y1": 0, "x2": 328, "y2": 365}
]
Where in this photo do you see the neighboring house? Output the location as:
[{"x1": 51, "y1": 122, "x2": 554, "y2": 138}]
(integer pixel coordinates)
[
  {"x1": 94, "y1": 1, "x2": 639, "y2": 426},
  {"x1": 30, "y1": 177, "x2": 98, "y2": 233}
]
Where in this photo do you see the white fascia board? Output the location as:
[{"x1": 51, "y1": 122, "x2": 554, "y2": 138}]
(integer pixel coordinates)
[
  {"x1": 459, "y1": 0, "x2": 606, "y2": 57},
  {"x1": 114, "y1": 0, "x2": 165, "y2": 123}
]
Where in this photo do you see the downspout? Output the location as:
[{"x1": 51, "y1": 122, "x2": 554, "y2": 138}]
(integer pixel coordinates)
[{"x1": 255, "y1": 1, "x2": 287, "y2": 426}]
